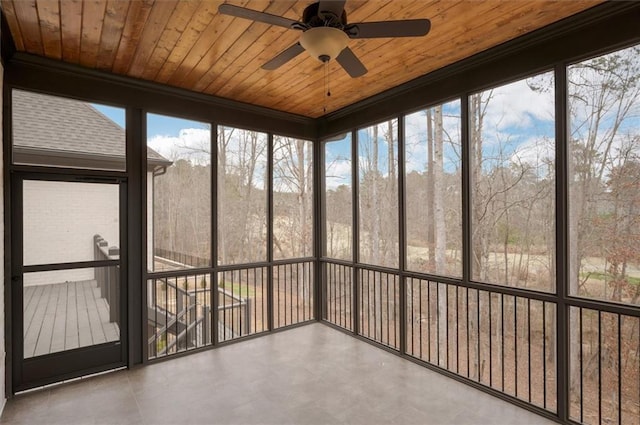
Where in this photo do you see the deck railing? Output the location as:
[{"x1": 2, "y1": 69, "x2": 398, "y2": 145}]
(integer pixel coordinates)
[
  {"x1": 147, "y1": 252, "x2": 315, "y2": 359},
  {"x1": 154, "y1": 247, "x2": 209, "y2": 268},
  {"x1": 147, "y1": 273, "x2": 213, "y2": 357},
  {"x1": 93, "y1": 234, "x2": 120, "y2": 324},
  {"x1": 218, "y1": 266, "x2": 267, "y2": 342}
]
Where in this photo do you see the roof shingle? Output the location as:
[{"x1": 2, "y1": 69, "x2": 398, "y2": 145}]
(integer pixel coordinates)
[{"x1": 12, "y1": 90, "x2": 169, "y2": 165}]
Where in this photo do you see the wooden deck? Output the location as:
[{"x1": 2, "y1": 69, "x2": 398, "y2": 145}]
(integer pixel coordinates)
[{"x1": 23, "y1": 280, "x2": 120, "y2": 358}]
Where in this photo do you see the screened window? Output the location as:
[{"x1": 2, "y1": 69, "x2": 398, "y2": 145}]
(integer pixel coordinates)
[
  {"x1": 568, "y1": 43, "x2": 640, "y2": 305},
  {"x1": 217, "y1": 126, "x2": 268, "y2": 265},
  {"x1": 273, "y1": 136, "x2": 314, "y2": 260},
  {"x1": 147, "y1": 113, "x2": 211, "y2": 271},
  {"x1": 470, "y1": 72, "x2": 556, "y2": 292},
  {"x1": 324, "y1": 134, "x2": 353, "y2": 261},
  {"x1": 358, "y1": 120, "x2": 399, "y2": 268},
  {"x1": 405, "y1": 100, "x2": 462, "y2": 277}
]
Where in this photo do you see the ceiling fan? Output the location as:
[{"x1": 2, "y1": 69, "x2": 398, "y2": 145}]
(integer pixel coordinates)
[{"x1": 218, "y1": 1, "x2": 431, "y2": 78}]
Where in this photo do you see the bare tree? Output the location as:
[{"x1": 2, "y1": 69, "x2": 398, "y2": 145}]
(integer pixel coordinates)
[
  {"x1": 567, "y1": 45, "x2": 640, "y2": 302},
  {"x1": 217, "y1": 127, "x2": 268, "y2": 264},
  {"x1": 273, "y1": 137, "x2": 313, "y2": 259}
]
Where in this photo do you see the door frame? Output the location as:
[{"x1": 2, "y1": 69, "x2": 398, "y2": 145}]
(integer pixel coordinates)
[{"x1": 10, "y1": 172, "x2": 128, "y2": 392}]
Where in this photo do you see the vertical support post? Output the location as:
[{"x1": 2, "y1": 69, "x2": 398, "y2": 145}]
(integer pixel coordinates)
[
  {"x1": 98, "y1": 239, "x2": 108, "y2": 294},
  {"x1": 127, "y1": 107, "x2": 143, "y2": 365},
  {"x1": 267, "y1": 133, "x2": 274, "y2": 331},
  {"x1": 108, "y1": 246, "x2": 119, "y2": 322},
  {"x1": 461, "y1": 95, "x2": 472, "y2": 285},
  {"x1": 4, "y1": 83, "x2": 16, "y2": 396},
  {"x1": 244, "y1": 298, "x2": 251, "y2": 335},
  {"x1": 211, "y1": 124, "x2": 219, "y2": 346},
  {"x1": 352, "y1": 130, "x2": 360, "y2": 336},
  {"x1": 314, "y1": 135, "x2": 324, "y2": 322},
  {"x1": 555, "y1": 63, "x2": 569, "y2": 424},
  {"x1": 203, "y1": 305, "x2": 211, "y2": 345},
  {"x1": 398, "y1": 115, "x2": 407, "y2": 355},
  {"x1": 212, "y1": 272, "x2": 219, "y2": 345},
  {"x1": 112, "y1": 265, "x2": 120, "y2": 324}
]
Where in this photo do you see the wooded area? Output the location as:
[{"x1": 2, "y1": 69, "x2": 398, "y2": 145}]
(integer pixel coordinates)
[
  {"x1": 323, "y1": 42, "x2": 640, "y2": 424},
  {"x1": 151, "y1": 125, "x2": 314, "y2": 267},
  {"x1": 147, "y1": 41, "x2": 640, "y2": 425}
]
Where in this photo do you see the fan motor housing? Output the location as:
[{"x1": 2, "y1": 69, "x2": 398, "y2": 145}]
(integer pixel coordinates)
[{"x1": 303, "y1": 2, "x2": 347, "y2": 28}]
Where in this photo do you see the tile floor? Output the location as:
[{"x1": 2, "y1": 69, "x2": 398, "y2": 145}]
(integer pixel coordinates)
[{"x1": 0, "y1": 323, "x2": 555, "y2": 424}]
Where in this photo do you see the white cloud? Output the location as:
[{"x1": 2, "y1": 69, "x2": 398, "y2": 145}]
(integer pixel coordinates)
[
  {"x1": 510, "y1": 136, "x2": 555, "y2": 177},
  {"x1": 482, "y1": 75, "x2": 555, "y2": 132},
  {"x1": 148, "y1": 128, "x2": 211, "y2": 165},
  {"x1": 403, "y1": 106, "x2": 462, "y2": 174},
  {"x1": 325, "y1": 159, "x2": 352, "y2": 189}
]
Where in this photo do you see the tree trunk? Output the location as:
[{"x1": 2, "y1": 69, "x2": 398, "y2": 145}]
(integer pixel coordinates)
[
  {"x1": 426, "y1": 109, "x2": 435, "y2": 270},
  {"x1": 371, "y1": 125, "x2": 380, "y2": 265},
  {"x1": 434, "y1": 105, "x2": 446, "y2": 273},
  {"x1": 297, "y1": 139, "x2": 307, "y2": 258}
]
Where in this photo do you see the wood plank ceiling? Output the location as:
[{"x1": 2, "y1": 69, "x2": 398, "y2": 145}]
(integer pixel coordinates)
[{"x1": 2, "y1": 0, "x2": 602, "y2": 118}]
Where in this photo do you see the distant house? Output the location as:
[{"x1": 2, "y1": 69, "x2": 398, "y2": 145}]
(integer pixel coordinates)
[{"x1": 12, "y1": 90, "x2": 171, "y2": 285}]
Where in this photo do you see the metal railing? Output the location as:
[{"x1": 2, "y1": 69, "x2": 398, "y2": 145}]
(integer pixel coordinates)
[
  {"x1": 218, "y1": 266, "x2": 267, "y2": 342},
  {"x1": 323, "y1": 260, "x2": 558, "y2": 413},
  {"x1": 324, "y1": 262, "x2": 353, "y2": 331},
  {"x1": 147, "y1": 256, "x2": 315, "y2": 358},
  {"x1": 569, "y1": 307, "x2": 640, "y2": 425},
  {"x1": 273, "y1": 260, "x2": 315, "y2": 329},
  {"x1": 147, "y1": 273, "x2": 212, "y2": 358},
  {"x1": 406, "y1": 278, "x2": 556, "y2": 412},
  {"x1": 358, "y1": 266, "x2": 400, "y2": 350},
  {"x1": 154, "y1": 247, "x2": 210, "y2": 268},
  {"x1": 323, "y1": 258, "x2": 640, "y2": 423}
]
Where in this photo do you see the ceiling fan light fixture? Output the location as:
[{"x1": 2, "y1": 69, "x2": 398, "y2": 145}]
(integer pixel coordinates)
[{"x1": 300, "y1": 27, "x2": 349, "y2": 62}]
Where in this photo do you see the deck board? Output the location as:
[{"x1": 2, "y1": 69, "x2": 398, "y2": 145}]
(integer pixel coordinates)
[
  {"x1": 83, "y1": 281, "x2": 107, "y2": 345},
  {"x1": 33, "y1": 281, "x2": 61, "y2": 356},
  {"x1": 23, "y1": 280, "x2": 120, "y2": 358},
  {"x1": 76, "y1": 280, "x2": 93, "y2": 348},
  {"x1": 65, "y1": 281, "x2": 79, "y2": 350},
  {"x1": 24, "y1": 284, "x2": 51, "y2": 358},
  {"x1": 50, "y1": 282, "x2": 68, "y2": 353}
]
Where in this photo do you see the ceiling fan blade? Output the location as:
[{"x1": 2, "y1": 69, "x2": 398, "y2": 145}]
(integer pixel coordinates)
[
  {"x1": 317, "y1": 1, "x2": 346, "y2": 19},
  {"x1": 262, "y1": 43, "x2": 305, "y2": 70},
  {"x1": 218, "y1": 4, "x2": 299, "y2": 29},
  {"x1": 336, "y1": 47, "x2": 367, "y2": 78},
  {"x1": 346, "y1": 19, "x2": 431, "y2": 38}
]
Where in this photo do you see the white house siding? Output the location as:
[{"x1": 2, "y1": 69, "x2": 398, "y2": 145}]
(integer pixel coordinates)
[{"x1": 23, "y1": 180, "x2": 119, "y2": 286}]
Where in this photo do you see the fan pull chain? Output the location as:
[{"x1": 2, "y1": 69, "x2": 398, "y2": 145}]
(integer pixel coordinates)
[
  {"x1": 323, "y1": 61, "x2": 331, "y2": 114},
  {"x1": 326, "y1": 60, "x2": 331, "y2": 98}
]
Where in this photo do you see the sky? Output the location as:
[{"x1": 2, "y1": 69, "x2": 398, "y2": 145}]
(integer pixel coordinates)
[
  {"x1": 324, "y1": 71, "x2": 558, "y2": 189},
  {"x1": 93, "y1": 106, "x2": 213, "y2": 163},
  {"x1": 92, "y1": 57, "x2": 639, "y2": 189},
  {"x1": 94, "y1": 72, "x2": 557, "y2": 190}
]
